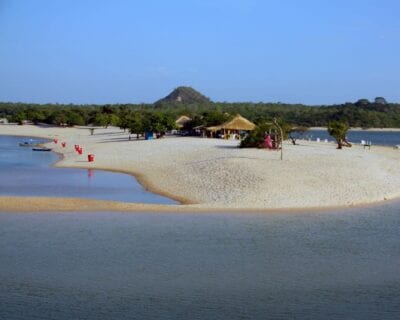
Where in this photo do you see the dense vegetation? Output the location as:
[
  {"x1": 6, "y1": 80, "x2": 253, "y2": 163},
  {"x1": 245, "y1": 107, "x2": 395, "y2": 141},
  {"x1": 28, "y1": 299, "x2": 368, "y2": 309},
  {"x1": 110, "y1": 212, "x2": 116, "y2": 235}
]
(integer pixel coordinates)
[{"x1": 1, "y1": 88, "x2": 399, "y2": 129}]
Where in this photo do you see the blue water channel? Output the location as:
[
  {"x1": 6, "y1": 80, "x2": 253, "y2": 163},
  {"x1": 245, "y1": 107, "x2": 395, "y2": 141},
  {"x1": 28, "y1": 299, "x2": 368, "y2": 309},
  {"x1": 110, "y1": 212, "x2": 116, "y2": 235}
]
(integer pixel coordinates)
[
  {"x1": 307, "y1": 129, "x2": 400, "y2": 146},
  {"x1": 0, "y1": 135, "x2": 177, "y2": 204}
]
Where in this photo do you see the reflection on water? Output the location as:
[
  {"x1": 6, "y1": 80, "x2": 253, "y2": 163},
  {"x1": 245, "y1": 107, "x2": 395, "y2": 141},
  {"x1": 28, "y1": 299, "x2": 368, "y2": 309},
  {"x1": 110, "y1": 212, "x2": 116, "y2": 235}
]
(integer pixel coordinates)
[
  {"x1": 1, "y1": 202, "x2": 400, "y2": 319},
  {"x1": 0, "y1": 135, "x2": 177, "y2": 204}
]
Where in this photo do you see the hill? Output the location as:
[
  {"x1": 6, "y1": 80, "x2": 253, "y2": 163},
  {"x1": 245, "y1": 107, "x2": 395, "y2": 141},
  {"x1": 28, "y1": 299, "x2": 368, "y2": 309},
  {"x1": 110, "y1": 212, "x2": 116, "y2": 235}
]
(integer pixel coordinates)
[{"x1": 155, "y1": 86, "x2": 211, "y2": 105}]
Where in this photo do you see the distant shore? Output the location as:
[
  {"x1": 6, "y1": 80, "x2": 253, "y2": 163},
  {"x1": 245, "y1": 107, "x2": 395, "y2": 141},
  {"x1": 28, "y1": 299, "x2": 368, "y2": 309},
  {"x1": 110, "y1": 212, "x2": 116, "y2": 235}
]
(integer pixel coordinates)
[
  {"x1": 310, "y1": 126, "x2": 400, "y2": 132},
  {"x1": 1, "y1": 124, "x2": 400, "y2": 212}
]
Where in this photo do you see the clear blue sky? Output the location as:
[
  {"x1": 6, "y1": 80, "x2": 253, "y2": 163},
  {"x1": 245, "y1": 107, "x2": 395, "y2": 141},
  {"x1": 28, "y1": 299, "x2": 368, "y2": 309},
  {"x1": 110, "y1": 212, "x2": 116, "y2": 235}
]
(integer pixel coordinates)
[{"x1": 1, "y1": 0, "x2": 399, "y2": 105}]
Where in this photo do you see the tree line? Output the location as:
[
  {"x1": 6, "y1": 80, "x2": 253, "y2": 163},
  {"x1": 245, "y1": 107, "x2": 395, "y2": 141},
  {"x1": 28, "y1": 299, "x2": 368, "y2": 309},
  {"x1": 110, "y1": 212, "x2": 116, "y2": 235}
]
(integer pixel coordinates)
[{"x1": 1, "y1": 97, "x2": 400, "y2": 130}]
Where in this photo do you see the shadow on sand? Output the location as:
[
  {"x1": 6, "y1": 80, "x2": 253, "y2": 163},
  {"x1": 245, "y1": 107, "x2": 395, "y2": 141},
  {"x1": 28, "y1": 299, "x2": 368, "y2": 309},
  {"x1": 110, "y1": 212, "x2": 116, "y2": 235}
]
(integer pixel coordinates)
[
  {"x1": 98, "y1": 137, "x2": 146, "y2": 143},
  {"x1": 89, "y1": 130, "x2": 128, "y2": 136},
  {"x1": 215, "y1": 145, "x2": 240, "y2": 149}
]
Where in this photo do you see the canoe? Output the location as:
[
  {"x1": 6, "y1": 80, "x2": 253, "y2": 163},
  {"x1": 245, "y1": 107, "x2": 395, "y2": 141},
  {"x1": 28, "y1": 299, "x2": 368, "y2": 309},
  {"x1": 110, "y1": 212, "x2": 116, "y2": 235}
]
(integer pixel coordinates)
[{"x1": 32, "y1": 147, "x2": 52, "y2": 152}]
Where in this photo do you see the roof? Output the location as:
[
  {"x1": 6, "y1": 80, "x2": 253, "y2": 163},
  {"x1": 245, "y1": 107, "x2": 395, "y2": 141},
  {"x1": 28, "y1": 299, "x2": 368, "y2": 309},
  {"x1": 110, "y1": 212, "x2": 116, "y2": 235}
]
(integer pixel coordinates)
[
  {"x1": 193, "y1": 125, "x2": 206, "y2": 129},
  {"x1": 175, "y1": 115, "x2": 192, "y2": 128},
  {"x1": 207, "y1": 115, "x2": 256, "y2": 131}
]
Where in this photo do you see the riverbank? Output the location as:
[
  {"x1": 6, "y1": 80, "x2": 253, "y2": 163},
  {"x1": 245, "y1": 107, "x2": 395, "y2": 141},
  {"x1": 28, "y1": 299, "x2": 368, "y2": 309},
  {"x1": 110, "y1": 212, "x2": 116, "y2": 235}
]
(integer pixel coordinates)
[{"x1": 1, "y1": 124, "x2": 400, "y2": 211}]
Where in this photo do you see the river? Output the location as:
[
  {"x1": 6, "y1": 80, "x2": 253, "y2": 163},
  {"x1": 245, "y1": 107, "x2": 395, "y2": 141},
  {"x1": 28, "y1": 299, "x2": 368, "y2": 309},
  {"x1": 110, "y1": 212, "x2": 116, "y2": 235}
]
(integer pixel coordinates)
[{"x1": 1, "y1": 134, "x2": 399, "y2": 319}]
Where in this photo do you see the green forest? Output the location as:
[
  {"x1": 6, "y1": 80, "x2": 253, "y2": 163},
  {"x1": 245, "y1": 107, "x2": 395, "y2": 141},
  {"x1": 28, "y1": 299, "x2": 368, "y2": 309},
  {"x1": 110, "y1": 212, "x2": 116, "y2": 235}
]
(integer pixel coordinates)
[{"x1": 1, "y1": 87, "x2": 399, "y2": 129}]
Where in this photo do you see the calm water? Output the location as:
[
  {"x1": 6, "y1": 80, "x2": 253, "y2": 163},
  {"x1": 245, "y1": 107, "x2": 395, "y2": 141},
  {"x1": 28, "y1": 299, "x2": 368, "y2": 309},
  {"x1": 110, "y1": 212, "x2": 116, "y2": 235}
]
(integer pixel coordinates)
[
  {"x1": 307, "y1": 129, "x2": 400, "y2": 146},
  {"x1": 0, "y1": 205, "x2": 400, "y2": 319},
  {"x1": 0, "y1": 135, "x2": 177, "y2": 204},
  {"x1": 1, "y1": 133, "x2": 400, "y2": 319}
]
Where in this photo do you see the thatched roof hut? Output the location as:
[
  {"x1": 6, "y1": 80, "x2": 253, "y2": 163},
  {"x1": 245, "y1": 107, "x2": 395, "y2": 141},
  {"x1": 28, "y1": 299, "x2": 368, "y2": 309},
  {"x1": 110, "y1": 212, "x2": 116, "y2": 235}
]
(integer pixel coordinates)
[
  {"x1": 175, "y1": 115, "x2": 192, "y2": 129},
  {"x1": 207, "y1": 115, "x2": 256, "y2": 132}
]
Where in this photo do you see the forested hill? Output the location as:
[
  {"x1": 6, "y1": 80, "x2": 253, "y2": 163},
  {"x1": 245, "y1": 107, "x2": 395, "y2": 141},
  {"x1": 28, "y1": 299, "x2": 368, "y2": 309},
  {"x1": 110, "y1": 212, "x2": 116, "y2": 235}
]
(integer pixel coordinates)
[
  {"x1": 155, "y1": 86, "x2": 211, "y2": 105},
  {"x1": 1, "y1": 92, "x2": 400, "y2": 128}
]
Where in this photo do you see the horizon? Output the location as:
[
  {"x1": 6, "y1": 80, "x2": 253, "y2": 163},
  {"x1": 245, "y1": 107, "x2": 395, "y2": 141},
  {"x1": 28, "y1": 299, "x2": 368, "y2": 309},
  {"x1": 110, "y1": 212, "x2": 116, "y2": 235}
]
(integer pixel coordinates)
[{"x1": 1, "y1": 0, "x2": 400, "y2": 105}]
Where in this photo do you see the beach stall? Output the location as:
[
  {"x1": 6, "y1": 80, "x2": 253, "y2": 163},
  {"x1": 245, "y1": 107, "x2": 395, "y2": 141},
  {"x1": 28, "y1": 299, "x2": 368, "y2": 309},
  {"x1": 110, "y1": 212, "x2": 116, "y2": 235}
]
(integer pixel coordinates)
[
  {"x1": 206, "y1": 115, "x2": 256, "y2": 139},
  {"x1": 193, "y1": 125, "x2": 207, "y2": 137},
  {"x1": 174, "y1": 115, "x2": 192, "y2": 135},
  {"x1": 175, "y1": 115, "x2": 192, "y2": 129}
]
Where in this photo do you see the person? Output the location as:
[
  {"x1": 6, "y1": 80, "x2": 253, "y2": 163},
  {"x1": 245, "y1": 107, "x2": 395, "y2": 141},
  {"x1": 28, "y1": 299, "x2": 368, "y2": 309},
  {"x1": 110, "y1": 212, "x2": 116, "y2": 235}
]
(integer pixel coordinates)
[{"x1": 265, "y1": 134, "x2": 273, "y2": 149}]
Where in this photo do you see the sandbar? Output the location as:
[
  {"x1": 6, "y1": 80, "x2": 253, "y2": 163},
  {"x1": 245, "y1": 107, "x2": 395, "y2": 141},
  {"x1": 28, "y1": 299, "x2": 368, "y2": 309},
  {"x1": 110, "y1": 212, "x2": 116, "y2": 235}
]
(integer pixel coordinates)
[{"x1": 1, "y1": 124, "x2": 400, "y2": 211}]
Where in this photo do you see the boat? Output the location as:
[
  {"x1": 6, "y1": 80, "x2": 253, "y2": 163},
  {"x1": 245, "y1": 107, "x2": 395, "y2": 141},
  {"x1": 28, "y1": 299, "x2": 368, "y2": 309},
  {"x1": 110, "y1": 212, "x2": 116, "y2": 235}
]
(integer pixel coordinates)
[
  {"x1": 19, "y1": 141, "x2": 36, "y2": 147},
  {"x1": 32, "y1": 147, "x2": 52, "y2": 152}
]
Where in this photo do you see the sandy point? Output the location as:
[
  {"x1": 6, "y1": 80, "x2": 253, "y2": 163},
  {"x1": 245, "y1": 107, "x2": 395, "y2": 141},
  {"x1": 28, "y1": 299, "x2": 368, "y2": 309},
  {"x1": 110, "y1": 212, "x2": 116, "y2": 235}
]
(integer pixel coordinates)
[{"x1": 1, "y1": 124, "x2": 400, "y2": 212}]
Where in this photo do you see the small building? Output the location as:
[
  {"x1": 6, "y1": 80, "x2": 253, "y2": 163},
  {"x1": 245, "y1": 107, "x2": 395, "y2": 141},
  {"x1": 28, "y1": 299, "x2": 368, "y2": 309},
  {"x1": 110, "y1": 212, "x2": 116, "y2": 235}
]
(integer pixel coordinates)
[
  {"x1": 193, "y1": 125, "x2": 207, "y2": 137},
  {"x1": 207, "y1": 115, "x2": 256, "y2": 139},
  {"x1": 175, "y1": 115, "x2": 192, "y2": 129}
]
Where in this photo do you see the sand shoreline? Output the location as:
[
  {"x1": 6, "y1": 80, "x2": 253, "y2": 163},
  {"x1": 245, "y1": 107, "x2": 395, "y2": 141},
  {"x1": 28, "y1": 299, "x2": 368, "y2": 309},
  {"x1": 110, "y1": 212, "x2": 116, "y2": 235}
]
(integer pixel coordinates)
[
  {"x1": 1, "y1": 124, "x2": 400, "y2": 212},
  {"x1": 0, "y1": 195, "x2": 396, "y2": 214}
]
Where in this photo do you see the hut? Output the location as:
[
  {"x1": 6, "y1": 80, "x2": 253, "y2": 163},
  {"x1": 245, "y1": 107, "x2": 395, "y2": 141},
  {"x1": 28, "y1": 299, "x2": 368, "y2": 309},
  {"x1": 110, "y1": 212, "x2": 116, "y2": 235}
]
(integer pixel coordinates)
[
  {"x1": 207, "y1": 115, "x2": 256, "y2": 139},
  {"x1": 175, "y1": 115, "x2": 192, "y2": 129},
  {"x1": 173, "y1": 115, "x2": 192, "y2": 135}
]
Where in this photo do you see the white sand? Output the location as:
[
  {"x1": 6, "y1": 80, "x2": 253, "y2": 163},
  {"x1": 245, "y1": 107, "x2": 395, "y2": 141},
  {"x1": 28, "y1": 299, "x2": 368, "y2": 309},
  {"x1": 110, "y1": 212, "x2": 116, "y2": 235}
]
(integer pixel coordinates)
[{"x1": 1, "y1": 124, "x2": 400, "y2": 211}]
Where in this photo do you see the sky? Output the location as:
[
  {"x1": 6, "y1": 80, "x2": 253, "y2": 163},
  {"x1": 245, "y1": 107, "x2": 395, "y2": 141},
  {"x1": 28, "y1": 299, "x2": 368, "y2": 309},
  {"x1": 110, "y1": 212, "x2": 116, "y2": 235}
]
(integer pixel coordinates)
[{"x1": 1, "y1": 0, "x2": 400, "y2": 105}]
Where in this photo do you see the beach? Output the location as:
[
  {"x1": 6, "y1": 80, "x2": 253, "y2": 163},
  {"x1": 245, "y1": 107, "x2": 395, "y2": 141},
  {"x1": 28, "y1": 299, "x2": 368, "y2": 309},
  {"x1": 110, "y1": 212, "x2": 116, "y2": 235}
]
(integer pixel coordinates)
[{"x1": 1, "y1": 124, "x2": 400, "y2": 211}]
